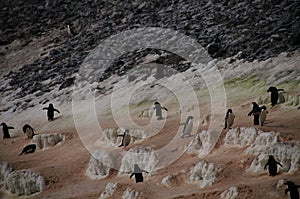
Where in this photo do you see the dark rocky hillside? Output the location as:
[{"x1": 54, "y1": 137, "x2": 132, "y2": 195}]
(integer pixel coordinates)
[{"x1": 0, "y1": 0, "x2": 300, "y2": 108}]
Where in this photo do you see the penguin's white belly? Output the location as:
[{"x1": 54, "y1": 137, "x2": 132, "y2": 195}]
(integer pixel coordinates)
[
  {"x1": 183, "y1": 120, "x2": 193, "y2": 136},
  {"x1": 227, "y1": 113, "x2": 235, "y2": 128},
  {"x1": 260, "y1": 110, "x2": 267, "y2": 124},
  {"x1": 123, "y1": 134, "x2": 131, "y2": 147}
]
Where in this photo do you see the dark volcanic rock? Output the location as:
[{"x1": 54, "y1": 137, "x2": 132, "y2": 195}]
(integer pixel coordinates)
[{"x1": 0, "y1": 0, "x2": 299, "y2": 110}]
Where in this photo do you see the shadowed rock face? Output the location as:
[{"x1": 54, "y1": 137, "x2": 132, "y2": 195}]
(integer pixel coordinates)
[{"x1": 0, "y1": 0, "x2": 299, "y2": 113}]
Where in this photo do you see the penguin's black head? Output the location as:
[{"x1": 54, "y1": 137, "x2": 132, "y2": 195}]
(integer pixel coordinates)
[
  {"x1": 133, "y1": 164, "x2": 141, "y2": 172},
  {"x1": 49, "y1": 103, "x2": 53, "y2": 108},
  {"x1": 269, "y1": 155, "x2": 275, "y2": 161},
  {"x1": 284, "y1": 181, "x2": 296, "y2": 187},
  {"x1": 261, "y1": 106, "x2": 267, "y2": 110},
  {"x1": 267, "y1": 87, "x2": 277, "y2": 93},
  {"x1": 228, "y1": 109, "x2": 233, "y2": 113},
  {"x1": 0, "y1": 123, "x2": 6, "y2": 126},
  {"x1": 252, "y1": 102, "x2": 259, "y2": 107},
  {"x1": 154, "y1": 102, "x2": 160, "y2": 105}
]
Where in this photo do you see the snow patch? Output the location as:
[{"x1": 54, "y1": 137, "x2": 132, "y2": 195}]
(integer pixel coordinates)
[
  {"x1": 248, "y1": 142, "x2": 300, "y2": 174},
  {"x1": 0, "y1": 162, "x2": 13, "y2": 182},
  {"x1": 86, "y1": 151, "x2": 117, "y2": 179},
  {"x1": 161, "y1": 175, "x2": 178, "y2": 188},
  {"x1": 98, "y1": 128, "x2": 145, "y2": 147},
  {"x1": 224, "y1": 127, "x2": 299, "y2": 174},
  {"x1": 121, "y1": 188, "x2": 142, "y2": 199},
  {"x1": 98, "y1": 182, "x2": 120, "y2": 199},
  {"x1": 119, "y1": 146, "x2": 157, "y2": 175},
  {"x1": 187, "y1": 130, "x2": 215, "y2": 156},
  {"x1": 4, "y1": 170, "x2": 45, "y2": 196},
  {"x1": 220, "y1": 186, "x2": 239, "y2": 199},
  {"x1": 189, "y1": 160, "x2": 222, "y2": 188},
  {"x1": 32, "y1": 133, "x2": 65, "y2": 150},
  {"x1": 224, "y1": 127, "x2": 278, "y2": 150}
]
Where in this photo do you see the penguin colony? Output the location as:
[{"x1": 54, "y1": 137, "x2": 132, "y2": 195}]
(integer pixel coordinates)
[{"x1": 1, "y1": 86, "x2": 299, "y2": 197}]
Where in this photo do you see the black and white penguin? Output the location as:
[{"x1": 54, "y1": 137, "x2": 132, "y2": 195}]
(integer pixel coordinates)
[
  {"x1": 66, "y1": 23, "x2": 76, "y2": 36},
  {"x1": 0, "y1": 123, "x2": 14, "y2": 139},
  {"x1": 285, "y1": 181, "x2": 300, "y2": 199},
  {"x1": 259, "y1": 105, "x2": 268, "y2": 126},
  {"x1": 118, "y1": 129, "x2": 131, "y2": 147},
  {"x1": 224, "y1": 109, "x2": 235, "y2": 130},
  {"x1": 130, "y1": 164, "x2": 149, "y2": 183},
  {"x1": 248, "y1": 102, "x2": 261, "y2": 125},
  {"x1": 264, "y1": 155, "x2": 283, "y2": 176},
  {"x1": 19, "y1": 144, "x2": 36, "y2": 156},
  {"x1": 153, "y1": 102, "x2": 168, "y2": 120},
  {"x1": 267, "y1": 87, "x2": 284, "y2": 107},
  {"x1": 42, "y1": 103, "x2": 60, "y2": 121},
  {"x1": 22, "y1": 124, "x2": 35, "y2": 139},
  {"x1": 180, "y1": 116, "x2": 193, "y2": 138}
]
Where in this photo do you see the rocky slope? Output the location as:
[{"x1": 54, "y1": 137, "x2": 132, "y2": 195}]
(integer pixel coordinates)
[{"x1": 0, "y1": 0, "x2": 300, "y2": 114}]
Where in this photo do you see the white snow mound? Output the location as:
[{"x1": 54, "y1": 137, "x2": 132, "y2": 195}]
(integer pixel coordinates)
[
  {"x1": 86, "y1": 151, "x2": 117, "y2": 179},
  {"x1": 224, "y1": 127, "x2": 278, "y2": 150},
  {"x1": 220, "y1": 186, "x2": 239, "y2": 199},
  {"x1": 4, "y1": 170, "x2": 45, "y2": 196},
  {"x1": 99, "y1": 128, "x2": 145, "y2": 146},
  {"x1": 187, "y1": 130, "x2": 215, "y2": 156},
  {"x1": 189, "y1": 160, "x2": 222, "y2": 188},
  {"x1": 32, "y1": 133, "x2": 65, "y2": 150},
  {"x1": 98, "y1": 182, "x2": 120, "y2": 199},
  {"x1": 161, "y1": 175, "x2": 178, "y2": 188},
  {"x1": 0, "y1": 162, "x2": 13, "y2": 182},
  {"x1": 121, "y1": 188, "x2": 142, "y2": 199},
  {"x1": 248, "y1": 142, "x2": 300, "y2": 174},
  {"x1": 119, "y1": 146, "x2": 157, "y2": 175}
]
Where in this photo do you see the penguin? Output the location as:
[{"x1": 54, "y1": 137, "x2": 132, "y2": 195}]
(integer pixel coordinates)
[
  {"x1": 224, "y1": 109, "x2": 235, "y2": 130},
  {"x1": 285, "y1": 181, "x2": 300, "y2": 199},
  {"x1": 19, "y1": 144, "x2": 36, "y2": 156},
  {"x1": 118, "y1": 129, "x2": 131, "y2": 147},
  {"x1": 267, "y1": 87, "x2": 284, "y2": 107},
  {"x1": 180, "y1": 116, "x2": 193, "y2": 138},
  {"x1": 66, "y1": 23, "x2": 76, "y2": 36},
  {"x1": 259, "y1": 106, "x2": 268, "y2": 126},
  {"x1": 22, "y1": 124, "x2": 35, "y2": 139},
  {"x1": 0, "y1": 123, "x2": 14, "y2": 139},
  {"x1": 298, "y1": 106, "x2": 300, "y2": 110},
  {"x1": 42, "y1": 103, "x2": 60, "y2": 121},
  {"x1": 248, "y1": 102, "x2": 261, "y2": 125},
  {"x1": 153, "y1": 102, "x2": 168, "y2": 120},
  {"x1": 264, "y1": 155, "x2": 283, "y2": 176},
  {"x1": 207, "y1": 36, "x2": 222, "y2": 58},
  {"x1": 130, "y1": 164, "x2": 149, "y2": 183}
]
